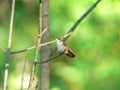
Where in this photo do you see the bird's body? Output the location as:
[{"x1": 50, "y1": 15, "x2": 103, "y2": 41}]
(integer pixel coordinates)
[
  {"x1": 56, "y1": 39, "x2": 67, "y2": 52},
  {"x1": 56, "y1": 38, "x2": 75, "y2": 58}
]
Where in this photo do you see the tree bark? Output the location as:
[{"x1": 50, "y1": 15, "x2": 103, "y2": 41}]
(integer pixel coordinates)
[{"x1": 39, "y1": 0, "x2": 50, "y2": 90}]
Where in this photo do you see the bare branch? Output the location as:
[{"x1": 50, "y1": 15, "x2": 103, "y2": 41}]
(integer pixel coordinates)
[
  {"x1": 10, "y1": 49, "x2": 27, "y2": 54},
  {"x1": 10, "y1": 40, "x2": 56, "y2": 54},
  {"x1": 0, "y1": 46, "x2": 6, "y2": 52},
  {"x1": 35, "y1": 52, "x2": 64, "y2": 64},
  {"x1": 61, "y1": 32, "x2": 72, "y2": 41},
  {"x1": 4, "y1": 0, "x2": 16, "y2": 90},
  {"x1": 21, "y1": 57, "x2": 27, "y2": 90},
  {"x1": 28, "y1": 1, "x2": 46, "y2": 88},
  {"x1": 63, "y1": 0, "x2": 101, "y2": 41},
  {"x1": 28, "y1": 29, "x2": 47, "y2": 89},
  {"x1": 67, "y1": 1, "x2": 101, "y2": 43},
  {"x1": 37, "y1": 28, "x2": 47, "y2": 37}
]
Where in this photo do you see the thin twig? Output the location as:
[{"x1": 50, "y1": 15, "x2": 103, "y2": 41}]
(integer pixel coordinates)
[
  {"x1": 28, "y1": 35, "x2": 40, "y2": 89},
  {"x1": 28, "y1": 28, "x2": 46, "y2": 89},
  {"x1": 4, "y1": 0, "x2": 16, "y2": 90},
  {"x1": 61, "y1": 32, "x2": 72, "y2": 41},
  {"x1": 10, "y1": 40, "x2": 55, "y2": 54},
  {"x1": 28, "y1": 1, "x2": 43, "y2": 88},
  {"x1": 63, "y1": 0, "x2": 101, "y2": 41},
  {"x1": 0, "y1": 46, "x2": 6, "y2": 52},
  {"x1": 35, "y1": 52, "x2": 64, "y2": 64},
  {"x1": 21, "y1": 56, "x2": 27, "y2": 90},
  {"x1": 37, "y1": 28, "x2": 47, "y2": 37}
]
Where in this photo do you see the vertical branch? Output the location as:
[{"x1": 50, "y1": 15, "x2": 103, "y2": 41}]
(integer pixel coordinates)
[
  {"x1": 4, "y1": 0, "x2": 16, "y2": 90},
  {"x1": 28, "y1": 0, "x2": 43, "y2": 89},
  {"x1": 39, "y1": 0, "x2": 42, "y2": 35},
  {"x1": 21, "y1": 57, "x2": 27, "y2": 90},
  {"x1": 40, "y1": 0, "x2": 50, "y2": 90}
]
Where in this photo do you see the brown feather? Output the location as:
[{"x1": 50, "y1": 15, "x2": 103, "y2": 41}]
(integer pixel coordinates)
[{"x1": 65, "y1": 48, "x2": 75, "y2": 58}]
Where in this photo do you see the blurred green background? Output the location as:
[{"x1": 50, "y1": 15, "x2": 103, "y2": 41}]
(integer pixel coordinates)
[{"x1": 0, "y1": 0, "x2": 120, "y2": 90}]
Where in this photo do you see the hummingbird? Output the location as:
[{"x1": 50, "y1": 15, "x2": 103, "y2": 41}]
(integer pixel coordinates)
[{"x1": 56, "y1": 38, "x2": 75, "y2": 58}]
